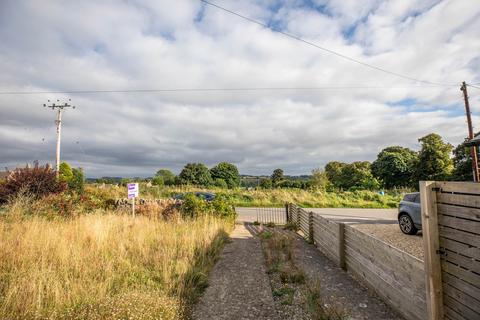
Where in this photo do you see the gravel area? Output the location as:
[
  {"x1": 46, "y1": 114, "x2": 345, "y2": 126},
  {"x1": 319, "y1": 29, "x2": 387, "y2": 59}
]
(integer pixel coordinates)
[
  {"x1": 352, "y1": 224, "x2": 424, "y2": 260},
  {"x1": 193, "y1": 223, "x2": 278, "y2": 320}
]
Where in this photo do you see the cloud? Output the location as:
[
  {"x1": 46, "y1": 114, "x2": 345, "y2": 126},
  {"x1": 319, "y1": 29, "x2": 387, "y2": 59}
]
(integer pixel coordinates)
[{"x1": 0, "y1": 0, "x2": 479, "y2": 177}]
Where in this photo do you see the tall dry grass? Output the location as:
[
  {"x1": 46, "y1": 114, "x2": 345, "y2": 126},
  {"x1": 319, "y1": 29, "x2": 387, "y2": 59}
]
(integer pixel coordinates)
[{"x1": 0, "y1": 196, "x2": 230, "y2": 319}]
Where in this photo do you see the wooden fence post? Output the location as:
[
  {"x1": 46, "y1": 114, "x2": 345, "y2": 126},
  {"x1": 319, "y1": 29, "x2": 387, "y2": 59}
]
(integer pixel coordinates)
[
  {"x1": 285, "y1": 202, "x2": 290, "y2": 223},
  {"x1": 308, "y1": 211, "x2": 314, "y2": 243},
  {"x1": 338, "y1": 222, "x2": 346, "y2": 270},
  {"x1": 420, "y1": 181, "x2": 444, "y2": 320}
]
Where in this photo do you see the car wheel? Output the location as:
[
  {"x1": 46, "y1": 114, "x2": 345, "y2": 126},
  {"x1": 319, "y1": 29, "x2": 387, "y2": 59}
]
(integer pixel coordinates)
[{"x1": 398, "y1": 213, "x2": 418, "y2": 235}]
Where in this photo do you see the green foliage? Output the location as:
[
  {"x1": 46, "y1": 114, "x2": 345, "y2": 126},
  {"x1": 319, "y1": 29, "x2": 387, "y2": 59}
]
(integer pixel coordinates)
[
  {"x1": 181, "y1": 193, "x2": 207, "y2": 218},
  {"x1": 310, "y1": 168, "x2": 329, "y2": 190},
  {"x1": 324, "y1": 161, "x2": 346, "y2": 186},
  {"x1": 178, "y1": 163, "x2": 212, "y2": 186},
  {"x1": 271, "y1": 169, "x2": 284, "y2": 186},
  {"x1": 416, "y1": 133, "x2": 453, "y2": 181},
  {"x1": 325, "y1": 161, "x2": 379, "y2": 190},
  {"x1": 151, "y1": 176, "x2": 164, "y2": 186},
  {"x1": 210, "y1": 162, "x2": 240, "y2": 188},
  {"x1": 155, "y1": 169, "x2": 176, "y2": 186},
  {"x1": 213, "y1": 178, "x2": 228, "y2": 188},
  {"x1": 58, "y1": 162, "x2": 73, "y2": 183},
  {"x1": 180, "y1": 193, "x2": 236, "y2": 220},
  {"x1": 372, "y1": 146, "x2": 418, "y2": 189},
  {"x1": 69, "y1": 168, "x2": 85, "y2": 194},
  {"x1": 260, "y1": 178, "x2": 273, "y2": 189},
  {"x1": 451, "y1": 142, "x2": 476, "y2": 181}
]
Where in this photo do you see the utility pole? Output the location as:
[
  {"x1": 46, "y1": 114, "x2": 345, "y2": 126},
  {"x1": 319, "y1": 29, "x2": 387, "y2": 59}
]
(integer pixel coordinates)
[
  {"x1": 460, "y1": 82, "x2": 479, "y2": 182},
  {"x1": 43, "y1": 99, "x2": 75, "y2": 178}
]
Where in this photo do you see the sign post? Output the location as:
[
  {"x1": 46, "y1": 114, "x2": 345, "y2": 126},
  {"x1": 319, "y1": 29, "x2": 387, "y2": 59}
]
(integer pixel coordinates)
[{"x1": 127, "y1": 183, "x2": 139, "y2": 217}]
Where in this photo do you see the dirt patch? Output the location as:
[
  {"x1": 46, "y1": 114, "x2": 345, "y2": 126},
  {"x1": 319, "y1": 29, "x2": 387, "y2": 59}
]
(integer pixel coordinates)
[{"x1": 352, "y1": 224, "x2": 423, "y2": 260}]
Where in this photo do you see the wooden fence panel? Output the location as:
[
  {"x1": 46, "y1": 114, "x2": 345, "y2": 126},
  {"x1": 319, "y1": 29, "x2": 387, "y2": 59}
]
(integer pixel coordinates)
[
  {"x1": 344, "y1": 225, "x2": 426, "y2": 320},
  {"x1": 422, "y1": 181, "x2": 480, "y2": 320}
]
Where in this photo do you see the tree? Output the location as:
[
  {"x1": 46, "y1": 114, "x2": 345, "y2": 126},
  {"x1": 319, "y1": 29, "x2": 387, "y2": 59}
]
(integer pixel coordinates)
[
  {"x1": 416, "y1": 133, "x2": 453, "y2": 181},
  {"x1": 58, "y1": 162, "x2": 73, "y2": 183},
  {"x1": 259, "y1": 178, "x2": 273, "y2": 189},
  {"x1": 213, "y1": 178, "x2": 228, "y2": 188},
  {"x1": 155, "y1": 169, "x2": 176, "y2": 186},
  {"x1": 210, "y1": 162, "x2": 240, "y2": 188},
  {"x1": 152, "y1": 176, "x2": 164, "y2": 186},
  {"x1": 271, "y1": 169, "x2": 284, "y2": 186},
  {"x1": 324, "y1": 161, "x2": 347, "y2": 188},
  {"x1": 371, "y1": 146, "x2": 418, "y2": 188},
  {"x1": 310, "y1": 168, "x2": 329, "y2": 190},
  {"x1": 341, "y1": 161, "x2": 379, "y2": 190},
  {"x1": 451, "y1": 141, "x2": 479, "y2": 181},
  {"x1": 70, "y1": 167, "x2": 85, "y2": 193},
  {"x1": 178, "y1": 163, "x2": 212, "y2": 186}
]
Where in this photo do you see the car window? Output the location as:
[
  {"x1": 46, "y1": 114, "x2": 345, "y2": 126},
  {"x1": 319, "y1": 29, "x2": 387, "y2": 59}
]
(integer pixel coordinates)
[{"x1": 414, "y1": 194, "x2": 420, "y2": 203}]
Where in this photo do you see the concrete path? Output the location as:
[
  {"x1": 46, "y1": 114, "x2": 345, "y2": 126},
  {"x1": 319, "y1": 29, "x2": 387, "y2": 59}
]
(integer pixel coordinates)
[{"x1": 193, "y1": 223, "x2": 278, "y2": 320}]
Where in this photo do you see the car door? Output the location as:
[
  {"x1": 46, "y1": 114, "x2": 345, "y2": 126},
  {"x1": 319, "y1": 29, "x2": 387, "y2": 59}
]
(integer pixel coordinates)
[{"x1": 411, "y1": 194, "x2": 422, "y2": 226}]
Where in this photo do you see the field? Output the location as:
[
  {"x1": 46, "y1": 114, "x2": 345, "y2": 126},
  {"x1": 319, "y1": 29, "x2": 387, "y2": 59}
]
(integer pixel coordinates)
[
  {"x1": 96, "y1": 184, "x2": 403, "y2": 208},
  {"x1": 0, "y1": 195, "x2": 232, "y2": 319}
]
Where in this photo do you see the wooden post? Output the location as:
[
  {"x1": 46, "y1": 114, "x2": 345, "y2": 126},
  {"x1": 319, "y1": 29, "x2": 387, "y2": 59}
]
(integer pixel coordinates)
[
  {"x1": 132, "y1": 197, "x2": 135, "y2": 218},
  {"x1": 285, "y1": 203, "x2": 290, "y2": 223},
  {"x1": 308, "y1": 211, "x2": 314, "y2": 243},
  {"x1": 420, "y1": 181, "x2": 444, "y2": 320},
  {"x1": 338, "y1": 222, "x2": 346, "y2": 270}
]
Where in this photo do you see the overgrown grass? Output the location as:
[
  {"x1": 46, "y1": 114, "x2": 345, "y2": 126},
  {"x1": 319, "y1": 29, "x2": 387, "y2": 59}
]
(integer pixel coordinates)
[
  {"x1": 260, "y1": 228, "x2": 348, "y2": 319},
  {"x1": 0, "y1": 195, "x2": 231, "y2": 319},
  {"x1": 89, "y1": 184, "x2": 403, "y2": 208}
]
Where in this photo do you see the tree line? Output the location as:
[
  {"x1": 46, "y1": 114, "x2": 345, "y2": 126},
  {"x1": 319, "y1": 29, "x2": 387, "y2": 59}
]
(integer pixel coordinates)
[{"x1": 94, "y1": 132, "x2": 474, "y2": 191}]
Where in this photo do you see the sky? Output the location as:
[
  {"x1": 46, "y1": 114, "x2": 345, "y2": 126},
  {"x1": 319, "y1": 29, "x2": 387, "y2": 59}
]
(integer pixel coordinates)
[{"x1": 0, "y1": 0, "x2": 479, "y2": 177}]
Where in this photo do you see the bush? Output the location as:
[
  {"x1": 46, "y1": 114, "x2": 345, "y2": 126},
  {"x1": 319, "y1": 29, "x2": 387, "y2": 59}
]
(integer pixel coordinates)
[
  {"x1": 0, "y1": 163, "x2": 66, "y2": 204},
  {"x1": 70, "y1": 167, "x2": 85, "y2": 194},
  {"x1": 180, "y1": 193, "x2": 236, "y2": 219}
]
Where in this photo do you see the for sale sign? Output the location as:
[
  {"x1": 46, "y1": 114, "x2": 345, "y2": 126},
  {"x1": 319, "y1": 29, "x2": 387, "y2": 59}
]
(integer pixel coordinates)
[{"x1": 127, "y1": 183, "x2": 139, "y2": 199}]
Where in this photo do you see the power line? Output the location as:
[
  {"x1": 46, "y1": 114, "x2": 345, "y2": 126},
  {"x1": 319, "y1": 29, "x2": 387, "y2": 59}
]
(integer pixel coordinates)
[
  {"x1": 200, "y1": 0, "x2": 457, "y2": 87},
  {"x1": 467, "y1": 84, "x2": 480, "y2": 90},
  {"x1": 0, "y1": 85, "x2": 458, "y2": 95}
]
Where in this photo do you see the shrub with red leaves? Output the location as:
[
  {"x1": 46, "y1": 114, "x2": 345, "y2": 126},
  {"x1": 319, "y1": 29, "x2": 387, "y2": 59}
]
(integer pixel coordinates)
[{"x1": 0, "y1": 162, "x2": 67, "y2": 203}]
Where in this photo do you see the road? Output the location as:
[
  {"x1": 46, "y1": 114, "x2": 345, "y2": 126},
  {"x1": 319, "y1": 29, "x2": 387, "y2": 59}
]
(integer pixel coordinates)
[{"x1": 235, "y1": 207, "x2": 398, "y2": 225}]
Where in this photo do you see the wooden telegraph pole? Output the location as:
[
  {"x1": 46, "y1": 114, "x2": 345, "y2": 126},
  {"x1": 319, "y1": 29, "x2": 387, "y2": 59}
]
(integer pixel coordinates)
[
  {"x1": 461, "y1": 82, "x2": 479, "y2": 182},
  {"x1": 43, "y1": 99, "x2": 75, "y2": 178}
]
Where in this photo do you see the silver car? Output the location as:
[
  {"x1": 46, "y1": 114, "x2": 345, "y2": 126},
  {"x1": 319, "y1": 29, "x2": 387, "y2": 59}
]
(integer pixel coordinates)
[{"x1": 398, "y1": 192, "x2": 422, "y2": 235}]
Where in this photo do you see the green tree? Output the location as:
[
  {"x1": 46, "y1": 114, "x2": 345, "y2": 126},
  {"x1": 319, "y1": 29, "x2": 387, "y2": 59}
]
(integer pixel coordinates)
[
  {"x1": 70, "y1": 167, "x2": 85, "y2": 193},
  {"x1": 155, "y1": 169, "x2": 176, "y2": 186},
  {"x1": 341, "y1": 161, "x2": 379, "y2": 190},
  {"x1": 210, "y1": 162, "x2": 240, "y2": 188},
  {"x1": 416, "y1": 133, "x2": 453, "y2": 181},
  {"x1": 259, "y1": 178, "x2": 273, "y2": 189},
  {"x1": 152, "y1": 176, "x2": 164, "y2": 186},
  {"x1": 178, "y1": 163, "x2": 212, "y2": 186},
  {"x1": 271, "y1": 168, "x2": 284, "y2": 186},
  {"x1": 371, "y1": 146, "x2": 418, "y2": 188},
  {"x1": 451, "y1": 141, "x2": 478, "y2": 181},
  {"x1": 213, "y1": 178, "x2": 228, "y2": 188},
  {"x1": 58, "y1": 162, "x2": 73, "y2": 183},
  {"x1": 324, "y1": 161, "x2": 347, "y2": 188},
  {"x1": 310, "y1": 168, "x2": 329, "y2": 190}
]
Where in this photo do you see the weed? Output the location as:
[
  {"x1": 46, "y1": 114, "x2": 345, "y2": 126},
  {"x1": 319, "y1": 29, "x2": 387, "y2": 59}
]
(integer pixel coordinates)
[
  {"x1": 283, "y1": 221, "x2": 299, "y2": 231},
  {"x1": 260, "y1": 230, "x2": 273, "y2": 239},
  {"x1": 266, "y1": 221, "x2": 276, "y2": 228},
  {"x1": 253, "y1": 220, "x2": 260, "y2": 225},
  {"x1": 305, "y1": 282, "x2": 349, "y2": 320}
]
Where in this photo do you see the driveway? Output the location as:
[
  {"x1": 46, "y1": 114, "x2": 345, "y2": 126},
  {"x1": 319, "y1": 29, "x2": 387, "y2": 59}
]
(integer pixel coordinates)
[{"x1": 235, "y1": 207, "x2": 397, "y2": 225}]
